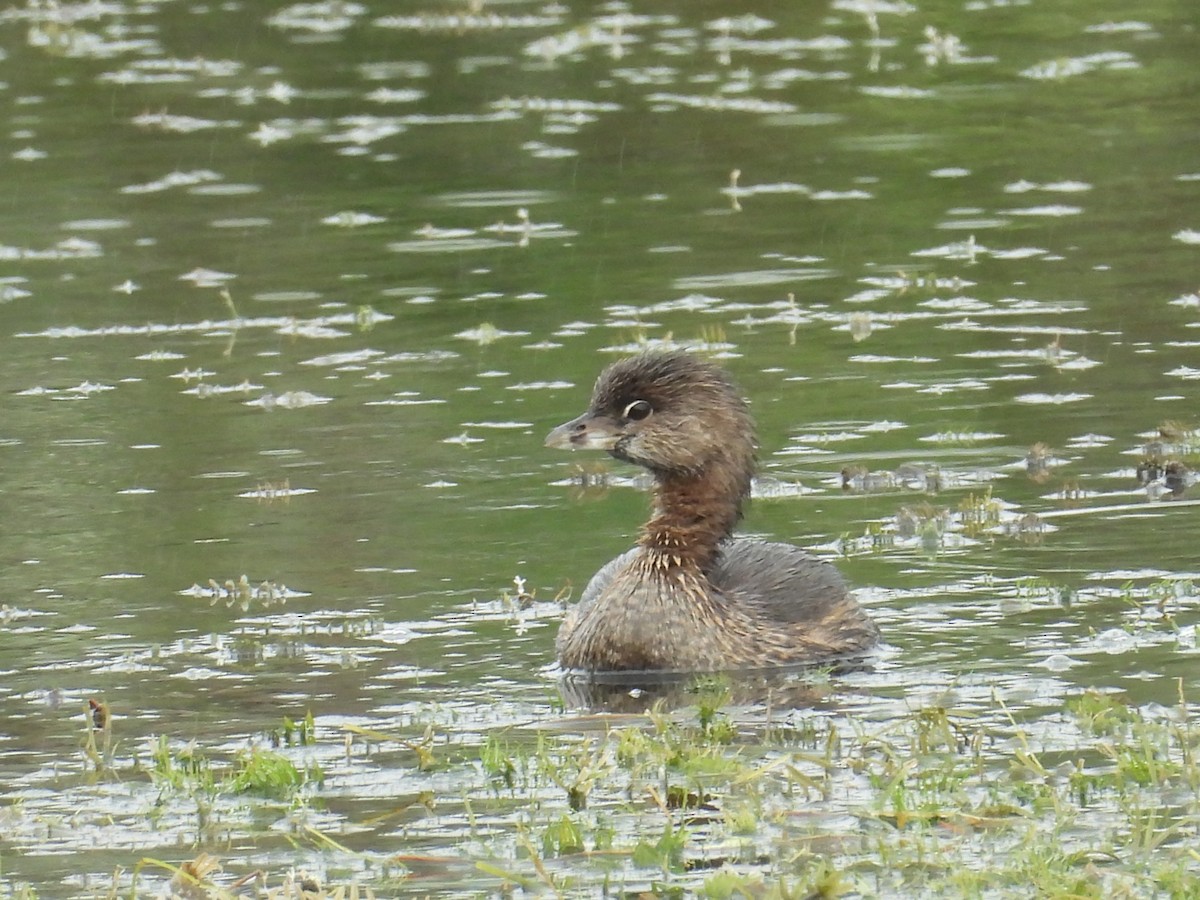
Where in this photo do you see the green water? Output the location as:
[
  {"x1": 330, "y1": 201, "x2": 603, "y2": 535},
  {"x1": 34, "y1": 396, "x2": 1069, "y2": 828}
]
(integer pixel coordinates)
[{"x1": 1, "y1": 0, "x2": 1198, "y2": 894}]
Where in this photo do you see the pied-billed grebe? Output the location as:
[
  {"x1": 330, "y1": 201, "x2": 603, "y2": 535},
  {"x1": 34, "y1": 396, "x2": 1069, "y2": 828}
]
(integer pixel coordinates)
[{"x1": 545, "y1": 350, "x2": 879, "y2": 674}]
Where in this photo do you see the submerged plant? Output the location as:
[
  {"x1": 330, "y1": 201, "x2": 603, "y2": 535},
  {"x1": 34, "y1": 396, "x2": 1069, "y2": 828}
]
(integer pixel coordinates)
[
  {"x1": 229, "y1": 747, "x2": 322, "y2": 800},
  {"x1": 537, "y1": 732, "x2": 615, "y2": 810},
  {"x1": 268, "y1": 710, "x2": 316, "y2": 748},
  {"x1": 81, "y1": 697, "x2": 115, "y2": 771},
  {"x1": 45, "y1": 673, "x2": 1200, "y2": 897}
]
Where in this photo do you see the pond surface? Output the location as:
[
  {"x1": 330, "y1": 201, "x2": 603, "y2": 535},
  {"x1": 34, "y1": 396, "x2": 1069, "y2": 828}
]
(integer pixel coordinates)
[{"x1": 1, "y1": 0, "x2": 1199, "y2": 895}]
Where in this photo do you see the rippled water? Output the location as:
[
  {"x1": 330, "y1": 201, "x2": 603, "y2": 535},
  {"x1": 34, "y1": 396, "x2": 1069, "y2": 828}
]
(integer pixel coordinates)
[{"x1": 1, "y1": 0, "x2": 1198, "y2": 894}]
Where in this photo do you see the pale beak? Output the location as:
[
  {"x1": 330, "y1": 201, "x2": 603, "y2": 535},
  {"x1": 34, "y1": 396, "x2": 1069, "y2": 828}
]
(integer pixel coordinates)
[{"x1": 545, "y1": 411, "x2": 623, "y2": 451}]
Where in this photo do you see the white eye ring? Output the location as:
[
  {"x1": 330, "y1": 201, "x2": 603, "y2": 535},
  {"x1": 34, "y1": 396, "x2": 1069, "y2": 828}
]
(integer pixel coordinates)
[{"x1": 623, "y1": 399, "x2": 652, "y2": 421}]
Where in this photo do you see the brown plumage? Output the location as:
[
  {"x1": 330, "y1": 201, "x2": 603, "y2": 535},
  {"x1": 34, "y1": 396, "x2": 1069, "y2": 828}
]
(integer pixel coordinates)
[{"x1": 545, "y1": 350, "x2": 879, "y2": 674}]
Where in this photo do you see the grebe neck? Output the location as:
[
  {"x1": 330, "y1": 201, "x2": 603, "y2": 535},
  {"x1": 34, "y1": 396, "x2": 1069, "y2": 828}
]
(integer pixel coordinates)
[{"x1": 638, "y1": 456, "x2": 751, "y2": 570}]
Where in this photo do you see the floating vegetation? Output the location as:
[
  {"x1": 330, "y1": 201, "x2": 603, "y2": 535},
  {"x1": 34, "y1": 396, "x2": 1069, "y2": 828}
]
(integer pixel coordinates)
[
  {"x1": 245, "y1": 390, "x2": 333, "y2": 409},
  {"x1": 498, "y1": 574, "x2": 538, "y2": 612},
  {"x1": 267, "y1": 1, "x2": 366, "y2": 34},
  {"x1": 711, "y1": 34, "x2": 853, "y2": 57},
  {"x1": 0, "y1": 237, "x2": 102, "y2": 260},
  {"x1": 18, "y1": 309, "x2": 394, "y2": 340},
  {"x1": 323, "y1": 114, "x2": 405, "y2": 146},
  {"x1": 841, "y1": 462, "x2": 943, "y2": 493},
  {"x1": 1023, "y1": 441, "x2": 1061, "y2": 483},
  {"x1": 525, "y1": 21, "x2": 640, "y2": 61},
  {"x1": 182, "y1": 381, "x2": 264, "y2": 399},
  {"x1": 100, "y1": 56, "x2": 242, "y2": 84},
  {"x1": 1020, "y1": 50, "x2": 1139, "y2": 80},
  {"x1": 1136, "y1": 420, "x2": 1200, "y2": 460},
  {"x1": 454, "y1": 323, "x2": 530, "y2": 345},
  {"x1": 321, "y1": 210, "x2": 386, "y2": 227},
  {"x1": 0, "y1": 281, "x2": 32, "y2": 302},
  {"x1": 860, "y1": 84, "x2": 935, "y2": 99},
  {"x1": 846, "y1": 486, "x2": 1056, "y2": 553},
  {"x1": 646, "y1": 92, "x2": 797, "y2": 114},
  {"x1": 673, "y1": 267, "x2": 833, "y2": 290},
  {"x1": 4, "y1": 0, "x2": 1199, "y2": 895},
  {"x1": 365, "y1": 393, "x2": 447, "y2": 407},
  {"x1": 1005, "y1": 178, "x2": 1093, "y2": 193},
  {"x1": 121, "y1": 169, "x2": 224, "y2": 193},
  {"x1": 238, "y1": 479, "x2": 316, "y2": 501},
  {"x1": 1136, "y1": 459, "x2": 1194, "y2": 499},
  {"x1": 480, "y1": 207, "x2": 576, "y2": 245},
  {"x1": 389, "y1": 234, "x2": 509, "y2": 253},
  {"x1": 1015, "y1": 391, "x2": 1094, "y2": 405},
  {"x1": 131, "y1": 110, "x2": 242, "y2": 133},
  {"x1": 920, "y1": 429, "x2": 1005, "y2": 445},
  {"x1": 374, "y1": 12, "x2": 564, "y2": 33},
  {"x1": 180, "y1": 576, "x2": 307, "y2": 610},
  {"x1": 505, "y1": 380, "x2": 573, "y2": 391},
  {"x1": 490, "y1": 96, "x2": 622, "y2": 115},
  {"x1": 15, "y1": 380, "x2": 116, "y2": 399},
  {"x1": 1001, "y1": 204, "x2": 1084, "y2": 217},
  {"x1": 300, "y1": 348, "x2": 386, "y2": 367},
  {"x1": 54, "y1": 689, "x2": 1200, "y2": 896}
]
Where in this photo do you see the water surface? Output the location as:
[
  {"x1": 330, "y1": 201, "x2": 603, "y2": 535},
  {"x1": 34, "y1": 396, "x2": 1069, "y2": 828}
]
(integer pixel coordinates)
[{"x1": 1, "y1": 0, "x2": 1198, "y2": 894}]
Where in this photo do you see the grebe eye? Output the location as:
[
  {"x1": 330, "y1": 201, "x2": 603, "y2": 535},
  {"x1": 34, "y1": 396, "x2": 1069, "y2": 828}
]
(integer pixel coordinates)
[{"x1": 623, "y1": 399, "x2": 652, "y2": 421}]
